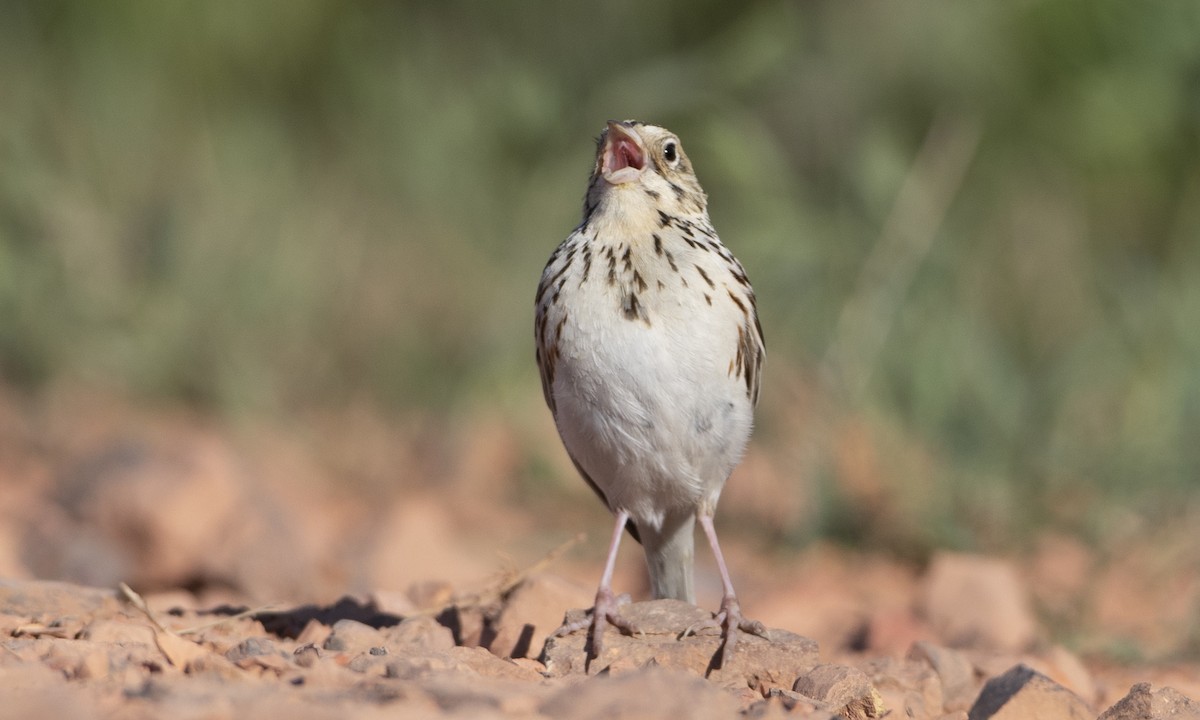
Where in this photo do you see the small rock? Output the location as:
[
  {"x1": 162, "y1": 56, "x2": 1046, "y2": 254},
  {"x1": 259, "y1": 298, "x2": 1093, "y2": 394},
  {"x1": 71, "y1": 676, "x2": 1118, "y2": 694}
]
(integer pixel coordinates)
[
  {"x1": 860, "y1": 656, "x2": 945, "y2": 720},
  {"x1": 347, "y1": 651, "x2": 388, "y2": 676},
  {"x1": 292, "y1": 644, "x2": 321, "y2": 668},
  {"x1": 488, "y1": 573, "x2": 592, "y2": 659},
  {"x1": 294, "y1": 618, "x2": 331, "y2": 646},
  {"x1": 793, "y1": 663, "x2": 886, "y2": 719},
  {"x1": 968, "y1": 664, "x2": 1091, "y2": 720},
  {"x1": 1040, "y1": 645, "x2": 1097, "y2": 705},
  {"x1": 183, "y1": 652, "x2": 244, "y2": 681},
  {"x1": 908, "y1": 640, "x2": 978, "y2": 711},
  {"x1": 922, "y1": 552, "x2": 1037, "y2": 652},
  {"x1": 1098, "y1": 682, "x2": 1200, "y2": 720},
  {"x1": 322, "y1": 619, "x2": 384, "y2": 654},
  {"x1": 380, "y1": 614, "x2": 455, "y2": 652},
  {"x1": 224, "y1": 636, "x2": 276, "y2": 663}
]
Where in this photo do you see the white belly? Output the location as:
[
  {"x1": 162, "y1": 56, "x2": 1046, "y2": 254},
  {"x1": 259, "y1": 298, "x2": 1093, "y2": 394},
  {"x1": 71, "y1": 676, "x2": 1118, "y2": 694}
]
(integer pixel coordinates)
[{"x1": 549, "y1": 276, "x2": 754, "y2": 532}]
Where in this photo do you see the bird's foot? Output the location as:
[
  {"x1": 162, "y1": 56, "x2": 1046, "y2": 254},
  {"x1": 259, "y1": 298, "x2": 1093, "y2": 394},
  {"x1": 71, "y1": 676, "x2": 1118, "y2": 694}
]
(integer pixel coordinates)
[
  {"x1": 551, "y1": 588, "x2": 640, "y2": 671},
  {"x1": 682, "y1": 595, "x2": 768, "y2": 666}
]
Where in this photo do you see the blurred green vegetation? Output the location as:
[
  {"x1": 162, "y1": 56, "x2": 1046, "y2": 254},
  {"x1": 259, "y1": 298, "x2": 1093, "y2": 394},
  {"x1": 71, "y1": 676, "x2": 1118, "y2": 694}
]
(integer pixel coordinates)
[{"x1": 2, "y1": 1, "x2": 1198, "y2": 551}]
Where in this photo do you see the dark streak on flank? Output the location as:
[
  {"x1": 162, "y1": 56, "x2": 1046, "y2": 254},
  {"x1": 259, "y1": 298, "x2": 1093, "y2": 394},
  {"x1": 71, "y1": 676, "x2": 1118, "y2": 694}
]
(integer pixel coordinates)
[
  {"x1": 695, "y1": 265, "x2": 715, "y2": 289},
  {"x1": 622, "y1": 292, "x2": 649, "y2": 325},
  {"x1": 735, "y1": 326, "x2": 745, "y2": 375},
  {"x1": 704, "y1": 294, "x2": 712, "y2": 306},
  {"x1": 580, "y1": 248, "x2": 592, "y2": 285},
  {"x1": 669, "y1": 182, "x2": 685, "y2": 201},
  {"x1": 653, "y1": 234, "x2": 663, "y2": 255},
  {"x1": 645, "y1": 188, "x2": 661, "y2": 200},
  {"x1": 665, "y1": 250, "x2": 678, "y2": 273},
  {"x1": 730, "y1": 266, "x2": 750, "y2": 287},
  {"x1": 727, "y1": 288, "x2": 748, "y2": 317},
  {"x1": 633, "y1": 270, "x2": 647, "y2": 292},
  {"x1": 536, "y1": 260, "x2": 571, "y2": 305},
  {"x1": 657, "y1": 209, "x2": 672, "y2": 227}
]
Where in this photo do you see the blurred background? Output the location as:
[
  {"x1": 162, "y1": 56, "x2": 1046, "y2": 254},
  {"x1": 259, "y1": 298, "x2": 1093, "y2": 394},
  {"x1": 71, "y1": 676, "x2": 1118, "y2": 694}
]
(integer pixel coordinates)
[{"x1": 1, "y1": 1, "x2": 1199, "y2": 661}]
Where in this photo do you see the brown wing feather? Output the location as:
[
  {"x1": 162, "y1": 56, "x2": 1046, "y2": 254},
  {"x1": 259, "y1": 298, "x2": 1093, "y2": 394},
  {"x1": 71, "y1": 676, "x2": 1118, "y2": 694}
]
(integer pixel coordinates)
[
  {"x1": 534, "y1": 265, "x2": 560, "y2": 415},
  {"x1": 726, "y1": 268, "x2": 765, "y2": 405},
  {"x1": 747, "y1": 302, "x2": 765, "y2": 406}
]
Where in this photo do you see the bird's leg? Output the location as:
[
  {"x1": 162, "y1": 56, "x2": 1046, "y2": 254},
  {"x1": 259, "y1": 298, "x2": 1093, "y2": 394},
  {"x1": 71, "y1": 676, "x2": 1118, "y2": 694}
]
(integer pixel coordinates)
[
  {"x1": 551, "y1": 509, "x2": 640, "y2": 669},
  {"x1": 683, "y1": 513, "x2": 768, "y2": 664}
]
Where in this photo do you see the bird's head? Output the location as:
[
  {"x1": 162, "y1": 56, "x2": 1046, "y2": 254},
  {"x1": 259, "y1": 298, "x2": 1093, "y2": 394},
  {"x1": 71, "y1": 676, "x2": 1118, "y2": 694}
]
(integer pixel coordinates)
[{"x1": 583, "y1": 120, "x2": 707, "y2": 221}]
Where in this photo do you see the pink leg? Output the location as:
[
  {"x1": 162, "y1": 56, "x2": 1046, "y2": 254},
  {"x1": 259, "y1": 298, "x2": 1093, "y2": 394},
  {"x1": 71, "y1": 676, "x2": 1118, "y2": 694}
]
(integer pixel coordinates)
[
  {"x1": 685, "y1": 514, "x2": 767, "y2": 663},
  {"x1": 552, "y1": 509, "x2": 639, "y2": 668}
]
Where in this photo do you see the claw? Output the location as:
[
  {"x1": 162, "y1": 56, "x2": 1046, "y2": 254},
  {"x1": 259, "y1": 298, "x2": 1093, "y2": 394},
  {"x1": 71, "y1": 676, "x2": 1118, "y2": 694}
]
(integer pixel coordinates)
[
  {"x1": 552, "y1": 586, "x2": 638, "y2": 671},
  {"x1": 683, "y1": 595, "x2": 768, "y2": 666}
]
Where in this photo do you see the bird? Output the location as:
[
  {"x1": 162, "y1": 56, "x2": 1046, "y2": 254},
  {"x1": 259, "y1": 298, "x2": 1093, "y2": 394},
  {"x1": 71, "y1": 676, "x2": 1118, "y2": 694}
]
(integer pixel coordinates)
[{"x1": 534, "y1": 120, "x2": 766, "y2": 666}]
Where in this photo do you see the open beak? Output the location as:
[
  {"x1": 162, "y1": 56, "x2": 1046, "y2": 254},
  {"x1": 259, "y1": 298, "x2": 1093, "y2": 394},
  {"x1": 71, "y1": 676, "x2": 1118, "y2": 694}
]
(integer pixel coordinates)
[{"x1": 601, "y1": 121, "x2": 646, "y2": 185}]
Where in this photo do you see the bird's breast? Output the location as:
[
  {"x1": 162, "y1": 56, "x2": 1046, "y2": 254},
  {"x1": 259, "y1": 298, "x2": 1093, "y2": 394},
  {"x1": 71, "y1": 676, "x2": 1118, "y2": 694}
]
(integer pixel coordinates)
[{"x1": 536, "y1": 225, "x2": 756, "y2": 514}]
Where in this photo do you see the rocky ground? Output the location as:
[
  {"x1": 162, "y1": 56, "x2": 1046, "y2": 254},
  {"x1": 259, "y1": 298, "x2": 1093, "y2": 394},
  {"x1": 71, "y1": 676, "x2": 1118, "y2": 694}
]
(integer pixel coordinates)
[
  {"x1": 1, "y1": 388, "x2": 1199, "y2": 718},
  {"x1": 2, "y1": 568, "x2": 1199, "y2": 719}
]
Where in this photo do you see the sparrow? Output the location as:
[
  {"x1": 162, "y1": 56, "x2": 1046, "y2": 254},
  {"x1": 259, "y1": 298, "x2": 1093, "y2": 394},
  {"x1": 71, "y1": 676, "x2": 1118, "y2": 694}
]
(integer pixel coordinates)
[{"x1": 535, "y1": 120, "x2": 766, "y2": 666}]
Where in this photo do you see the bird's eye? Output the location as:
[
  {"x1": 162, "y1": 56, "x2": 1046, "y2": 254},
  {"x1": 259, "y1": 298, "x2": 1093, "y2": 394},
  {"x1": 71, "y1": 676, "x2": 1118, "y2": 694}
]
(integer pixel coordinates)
[{"x1": 663, "y1": 142, "x2": 678, "y2": 164}]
